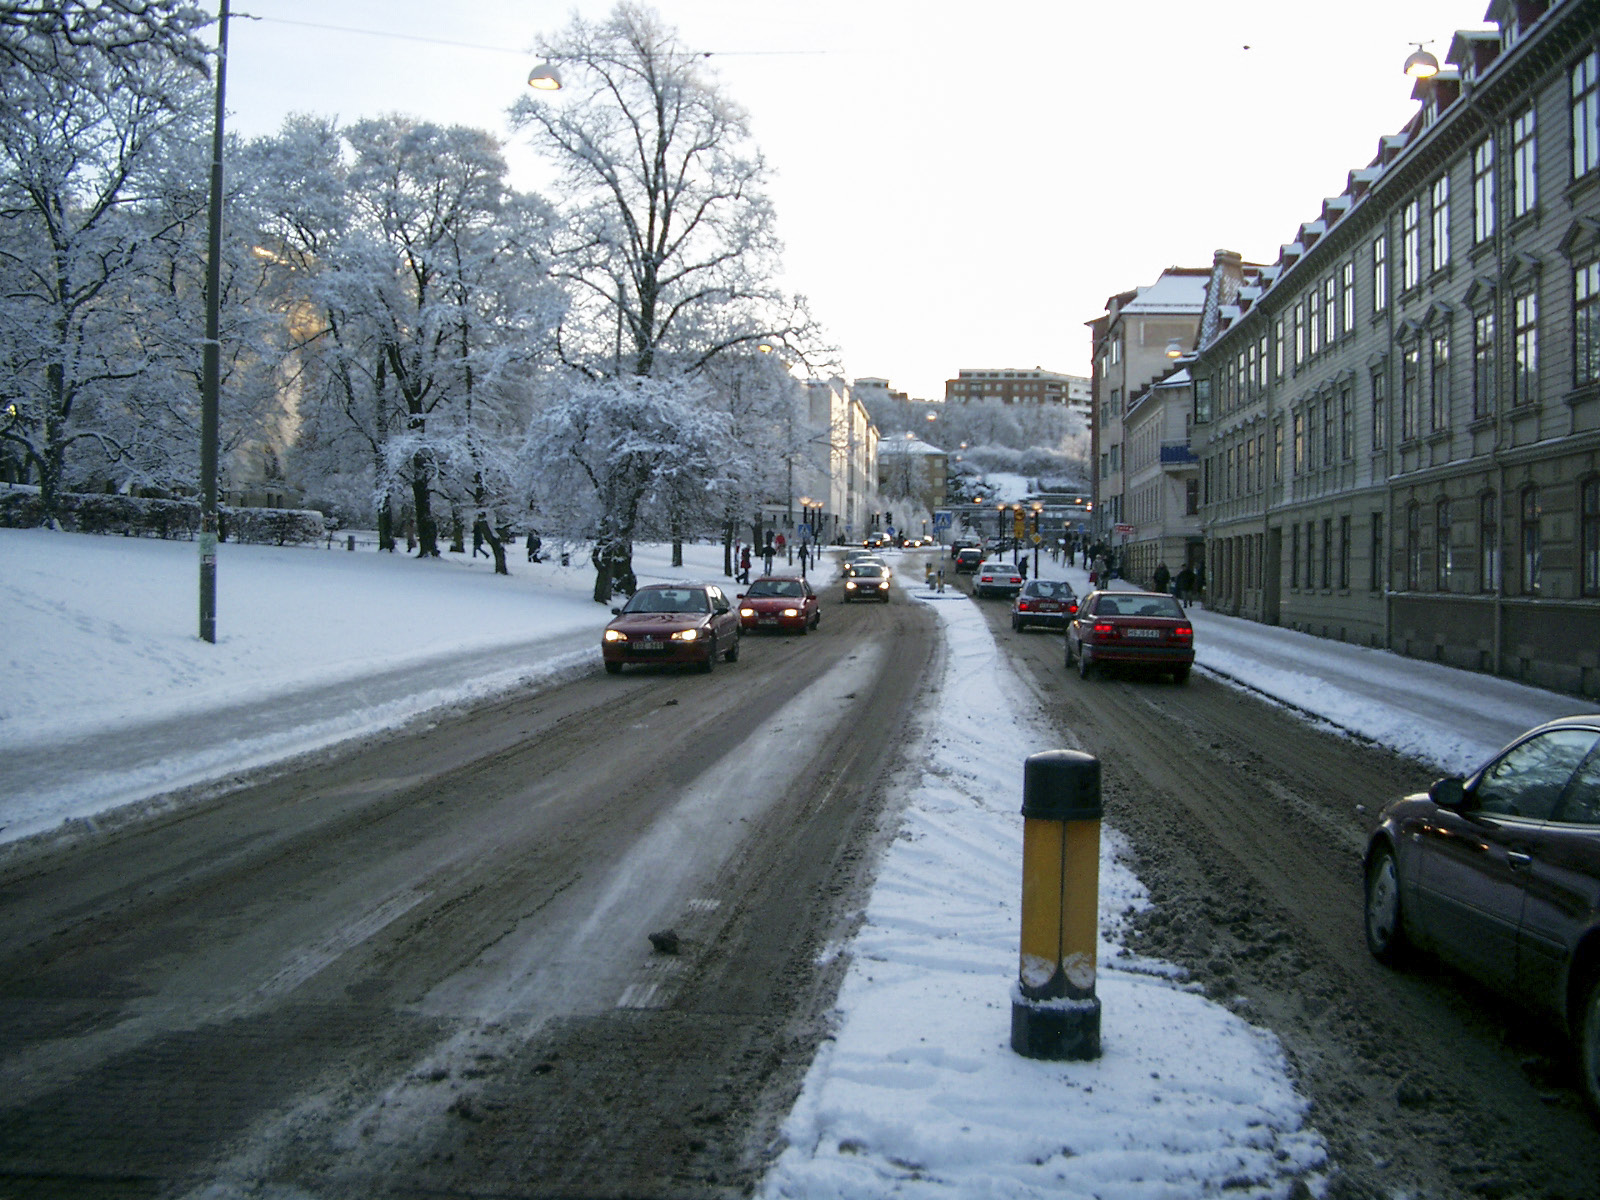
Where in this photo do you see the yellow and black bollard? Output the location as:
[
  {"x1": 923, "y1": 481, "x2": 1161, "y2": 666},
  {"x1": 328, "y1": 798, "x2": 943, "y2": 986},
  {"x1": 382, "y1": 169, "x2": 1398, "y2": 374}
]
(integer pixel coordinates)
[{"x1": 1012, "y1": 749, "x2": 1102, "y2": 1060}]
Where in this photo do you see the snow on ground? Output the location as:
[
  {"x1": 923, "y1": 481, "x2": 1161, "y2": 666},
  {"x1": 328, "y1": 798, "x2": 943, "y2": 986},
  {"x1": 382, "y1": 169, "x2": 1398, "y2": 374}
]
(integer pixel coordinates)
[{"x1": 1, "y1": 527, "x2": 1591, "y2": 1197}]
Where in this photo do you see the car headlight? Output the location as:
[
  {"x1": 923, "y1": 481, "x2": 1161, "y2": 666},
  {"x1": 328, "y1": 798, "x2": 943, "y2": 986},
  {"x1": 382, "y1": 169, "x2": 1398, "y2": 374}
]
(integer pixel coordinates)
[
  {"x1": 603, "y1": 629, "x2": 627, "y2": 643},
  {"x1": 670, "y1": 628, "x2": 700, "y2": 642},
  {"x1": 845, "y1": 581, "x2": 858, "y2": 590},
  {"x1": 782, "y1": 607, "x2": 799, "y2": 617},
  {"x1": 739, "y1": 607, "x2": 755, "y2": 617},
  {"x1": 877, "y1": 581, "x2": 888, "y2": 589}
]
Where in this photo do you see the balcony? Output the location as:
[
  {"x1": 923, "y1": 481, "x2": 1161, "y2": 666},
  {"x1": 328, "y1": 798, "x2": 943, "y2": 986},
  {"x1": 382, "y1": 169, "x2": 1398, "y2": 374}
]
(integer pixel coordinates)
[{"x1": 1160, "y1": 442, "x2": 1198, "y2": 467}]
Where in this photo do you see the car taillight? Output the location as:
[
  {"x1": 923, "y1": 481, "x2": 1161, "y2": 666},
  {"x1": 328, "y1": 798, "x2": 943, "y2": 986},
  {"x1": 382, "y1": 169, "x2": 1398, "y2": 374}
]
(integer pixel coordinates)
[
  {"x1": 1018, "y1": 601, "x2": 1032, "y2": 611},
  {"x1": 1067, "y1": 603, "x2": 1079, "y2": 615},
  {"x1": 1174, "y1": 624, "x2": 1194, "y2": 641},
  {"x1": 1091, "y1": 621, "x2": 1118, "y2": 638}
]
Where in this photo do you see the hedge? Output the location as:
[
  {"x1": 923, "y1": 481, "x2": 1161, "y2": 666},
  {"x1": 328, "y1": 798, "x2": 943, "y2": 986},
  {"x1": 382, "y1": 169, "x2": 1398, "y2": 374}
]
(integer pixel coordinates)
[{"x1": 0, "y1": 487, "x2": 327, "y2": 545}]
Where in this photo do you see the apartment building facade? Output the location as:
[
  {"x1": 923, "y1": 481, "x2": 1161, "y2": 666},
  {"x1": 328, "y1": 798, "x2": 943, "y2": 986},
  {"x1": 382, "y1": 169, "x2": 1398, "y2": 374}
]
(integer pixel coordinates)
[
  {"x1": 1189, "y1": 0, "x2": 1600, "y2": 697},
  {"x1": 1087, "y1": 269, "x2": 1209, "y2": 542}
]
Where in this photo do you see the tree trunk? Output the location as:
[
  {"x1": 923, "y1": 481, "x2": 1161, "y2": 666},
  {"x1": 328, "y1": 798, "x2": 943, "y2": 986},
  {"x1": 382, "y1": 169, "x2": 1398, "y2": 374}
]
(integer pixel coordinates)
[
  {"x1": 475, "y1": 514, "x2": 508, "y2": 576},
  {"x1": 377, "y1": 498, "x2": 395, "y2": 553},
  {"x1": 722, "y1": 522, "x2": 735, "y2": 577},
  {"x1": 411, "y1": 471, "x2": 439, "y2": 557}
]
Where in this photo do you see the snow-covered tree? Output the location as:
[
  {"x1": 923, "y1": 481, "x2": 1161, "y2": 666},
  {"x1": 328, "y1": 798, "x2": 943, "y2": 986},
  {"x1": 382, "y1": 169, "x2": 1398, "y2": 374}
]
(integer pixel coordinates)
[
  {"x1": 523, "y1": 374, "x2": 732, "y2": 601},
  {"x1": 0, "y1": 1, "x2": 209, "y2": 110},
  {"x1": 509, "y1": 2, "x2": 824, "y2": 597},
  {"x1": 258, "y1": 115, "x2": 563, "y2": 565},
  {"x1": 0, "y1": 46, "x2": 214, "y2": 520}
]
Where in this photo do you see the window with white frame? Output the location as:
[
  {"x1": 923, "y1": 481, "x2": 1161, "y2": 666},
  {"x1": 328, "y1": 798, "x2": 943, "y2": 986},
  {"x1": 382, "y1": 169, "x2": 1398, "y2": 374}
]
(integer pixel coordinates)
[
  {"x1": 1574, "y1": 49, "x2": 1600, "y2": 179},
  {"x1": 1576, "y1": 255, "x2": 1600, "y2": 386},
  {"x1": 1514, "y1": 287, "x2": 1539, "y2": 406},
  {"x1": 1430, "y1": 176, "x2": 1451, "y2": 273},
  {"x1": 1430, "y1": 330, "x2": 1450, "y2": 431},
  {"x1": 1323, "y1": 275, "x2": 1337, "y2": 343},
  {"x1": 1341, "y1": 261, "x2": 1355, "y2": 331},
  {"x1": 1474, "y1": 309, "x2": 1497, "y2": 417},
  {"x1": 1373, "y1": 234, "x2": 1388, "y2": 311},
  {"x1": 1473, "y1": 137, "x2": 1496, "y2": 243},
  {"x1": 1512, "y1": 104, "x2": 1537, "y2": 218},
  {"x1": 1480, "y1": 491, "x2": 1499, "y2": 593},
  {"x1": 1402, "y1": 198, "x2": 1421, "y2": 290}
]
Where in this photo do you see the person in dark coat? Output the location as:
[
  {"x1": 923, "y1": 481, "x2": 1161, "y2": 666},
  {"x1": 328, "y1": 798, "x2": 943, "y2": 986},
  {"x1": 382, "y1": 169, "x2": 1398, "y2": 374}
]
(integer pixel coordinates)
[
  {"x1": 1152, "y1": 561, "x2": 1171, "y2": 594},
  {"x1": 738, "y1": 544, "x2": 752, "y2": 584},
  {"x1": 1174, "y1": 564, "x2": 1195, "y2": 608}
]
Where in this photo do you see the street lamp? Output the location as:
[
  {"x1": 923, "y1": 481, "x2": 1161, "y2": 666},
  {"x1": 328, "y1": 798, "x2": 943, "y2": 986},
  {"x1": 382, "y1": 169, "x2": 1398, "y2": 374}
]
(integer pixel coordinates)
[
  {"x1": 1031, "y1": 500, "x2": 1044, "y2": 577},
  {"x1": 1402, "y1": 41, "x2": 1440, "y2": 80},
  {"x1": 527, "y1": 62, "x2": 563, "y2": 89}
]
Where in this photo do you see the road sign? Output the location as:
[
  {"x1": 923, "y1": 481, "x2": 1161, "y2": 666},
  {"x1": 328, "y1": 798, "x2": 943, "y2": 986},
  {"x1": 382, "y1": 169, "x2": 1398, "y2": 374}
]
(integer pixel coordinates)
[
  {"x1": 1113, "y1": 523, "x2": 1134, "y2": 536},
  {"x1": 934, "y1": 510, "x2": 952, "y2": 529},
  {"x1": 798, "y1": 522, "x2": 812, "y2": 540}
]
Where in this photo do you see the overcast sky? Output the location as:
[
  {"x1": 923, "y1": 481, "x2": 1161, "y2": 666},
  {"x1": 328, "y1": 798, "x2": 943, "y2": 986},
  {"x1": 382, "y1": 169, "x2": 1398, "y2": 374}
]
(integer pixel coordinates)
[{"x1": 223, "y1": 0, "x2": 1494, "y2": 403}]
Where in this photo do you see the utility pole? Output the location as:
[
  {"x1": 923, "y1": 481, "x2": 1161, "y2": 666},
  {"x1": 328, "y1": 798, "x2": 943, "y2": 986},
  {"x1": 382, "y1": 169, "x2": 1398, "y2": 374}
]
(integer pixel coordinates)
[{"x1": 198, "y1": 0, "x2": 229, "y2": 643}]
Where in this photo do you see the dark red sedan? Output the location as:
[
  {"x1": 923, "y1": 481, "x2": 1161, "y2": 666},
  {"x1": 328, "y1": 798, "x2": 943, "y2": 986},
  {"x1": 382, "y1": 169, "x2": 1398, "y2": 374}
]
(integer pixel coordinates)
[
  {"x1": 1011, "y1": 579, "x2": 1078, "y2": 632},
  {"x1": 1363, "y1": 715, "x2": 1600, "y2": 1118},
  {"x1": 737, "y1": 575, "x2": 820, "y2": 634},
  {"x1": 601, "y1": 582, "x2": 741, "y2": 674},
  {"x1": 1064, "y1": 589, "x2": 1194, "y2": 683}
]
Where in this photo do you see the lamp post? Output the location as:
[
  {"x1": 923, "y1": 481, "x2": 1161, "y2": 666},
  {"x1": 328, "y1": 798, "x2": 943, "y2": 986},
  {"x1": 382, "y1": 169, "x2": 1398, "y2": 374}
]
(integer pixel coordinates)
[
  {"x1": 198, "y1": 0, "x2": 229, "y2": 645},
  {"x1": 1031, "y1": 501, "x2": 1044, "y2": 577}
]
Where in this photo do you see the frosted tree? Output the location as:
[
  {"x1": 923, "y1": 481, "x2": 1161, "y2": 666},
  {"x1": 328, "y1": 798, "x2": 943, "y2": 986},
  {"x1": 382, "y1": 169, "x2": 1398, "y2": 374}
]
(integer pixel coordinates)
[
  {"x1": 260, "y1": 115, "x2": 562, "y2": 564},
  {"x1": 0, "y1": 1, "x2": 209, "y2": 108},
  {"x1": 523, "y1": 373, "x2": 731, "y2": 601},
  {"x1": 510, "y1": 2, "x2": 821, "y2": 598},
  {"x1": 0, "y1": 47, "x2": 212, "y2": 521}
]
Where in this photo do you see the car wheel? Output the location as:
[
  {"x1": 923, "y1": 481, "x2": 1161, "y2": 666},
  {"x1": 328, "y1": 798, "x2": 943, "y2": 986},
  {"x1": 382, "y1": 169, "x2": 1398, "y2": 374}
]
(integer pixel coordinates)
[
  {"x1": 604, "y1": 661, "x2": 622, "y2": 675},
  {"x1": 700, "y1": 635, "x2": 717, "y2": 673},
  {"x1": 1172, "y1": 666, "x2": 1191, "y2": 685},
  {"x1": 1364, "y1": 845, "x2": 1411, "y2": 965},
  {"x1": 1063, "y1": 637, "x2": 1074, "y2": 668},
  {"x1": 725, "y1": 631, "x2": 740, "y2": 662},
  {"x1": 1077, "y1": 650, "x2": 1093, "y2": 680},
  {"x1": 1578, "y1": 970, "x2": 1600, "y2": 1121},
  {"x1": 1011, "y1": 615, "x2": 1022, "y2": 632}
]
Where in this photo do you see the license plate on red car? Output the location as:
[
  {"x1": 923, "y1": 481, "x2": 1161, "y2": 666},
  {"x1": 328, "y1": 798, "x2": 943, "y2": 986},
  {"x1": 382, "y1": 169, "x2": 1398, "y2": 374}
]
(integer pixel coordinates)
[
  {"x1": 1126, "y1": 628, "x2": 1161, "y2": 639},
  {"x1": 759, "y1": 617, "x2": 778, "y2": 625},
  {"x1": 632, "y1": 641, "x2": 667, "y2": 650}
]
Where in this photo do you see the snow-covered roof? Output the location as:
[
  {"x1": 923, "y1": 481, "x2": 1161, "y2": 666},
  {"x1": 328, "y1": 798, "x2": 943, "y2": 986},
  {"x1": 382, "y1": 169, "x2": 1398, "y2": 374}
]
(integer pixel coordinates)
[
  {"x1": 1119, "y1": 271, "x2": 1209, "y2": 315},
  {"x1": 878, "y1": 437, "x2": 945, "y2": 457}
]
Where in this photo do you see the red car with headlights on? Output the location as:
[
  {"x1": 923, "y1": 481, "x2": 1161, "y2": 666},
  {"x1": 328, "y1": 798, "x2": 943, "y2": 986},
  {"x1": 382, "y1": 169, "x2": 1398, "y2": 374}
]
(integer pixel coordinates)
[
  {"x1": 1064, "y1": 589, "x2": 1194, "y2": 683},
  {"x1": 602, "y1": 582, "x2": 741, "y2": 674},
  {"x1": 1011, "y1": 579, "x2": 1078, "y2": 632},
  {"x1": 737, "y1": 575, "x2": 820, "y2": 634}
]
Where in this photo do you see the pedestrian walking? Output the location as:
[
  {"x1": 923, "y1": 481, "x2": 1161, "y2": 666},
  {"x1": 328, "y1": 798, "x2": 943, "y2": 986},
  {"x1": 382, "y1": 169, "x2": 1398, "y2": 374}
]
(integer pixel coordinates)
[
  {"x1": 1152, "y1": 561, "x2": 1171, "y2": 595},
  {"x1": 1174, "y1": 564, "x2": 1195, "y2": 608},
  {"x1": 526, "y1": 530, "x2": 542, "y2": 563},
  {"x1": 738, "y1": 544, "x2": 752, "y2": 584},
  {"x1": 762, "y1": 538, "x2": 775, "y2": 576},
  {"x1": 1091, "y1": 553, "x2": 1107, "y2": 588},
  {"x1": 798, "y1": 541, "x2": 810, "y2": 578},
  {"x1": 472, "y1": 513, "x2": 489, "y2": 559}
]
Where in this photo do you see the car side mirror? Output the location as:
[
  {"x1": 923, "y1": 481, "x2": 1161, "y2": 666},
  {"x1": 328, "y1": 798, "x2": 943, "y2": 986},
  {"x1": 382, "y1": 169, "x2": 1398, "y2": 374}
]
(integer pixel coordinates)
[
  {"x1": 1428, "y1": 777, "x2": 1466, "y2": 808},
  {"x1": 610, "y1": 607, "x2": 622, "y2": 616},
  {"x1": 735, "y1": 593, "x2": 744, "y2": 601}
]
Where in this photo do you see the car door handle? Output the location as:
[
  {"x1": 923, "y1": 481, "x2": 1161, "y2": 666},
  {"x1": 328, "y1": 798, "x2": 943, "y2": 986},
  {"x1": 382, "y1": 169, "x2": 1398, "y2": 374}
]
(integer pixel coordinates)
[{"x1": 1507, "y1": 851, "x2": 1533, "y2": 870}]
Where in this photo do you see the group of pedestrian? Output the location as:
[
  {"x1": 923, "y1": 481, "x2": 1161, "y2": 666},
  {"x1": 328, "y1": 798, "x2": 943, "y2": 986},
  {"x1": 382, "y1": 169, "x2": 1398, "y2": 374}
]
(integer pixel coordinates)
[{"x1": 1147, "y1": 560, "x2": 1202, "y2": 608}]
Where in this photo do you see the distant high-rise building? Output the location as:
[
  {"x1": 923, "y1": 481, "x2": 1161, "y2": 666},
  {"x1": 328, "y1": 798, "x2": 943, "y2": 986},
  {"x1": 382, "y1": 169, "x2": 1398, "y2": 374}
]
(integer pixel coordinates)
[{"x1": 944, "y1": 368, "x2": 1087, "y2": 407}]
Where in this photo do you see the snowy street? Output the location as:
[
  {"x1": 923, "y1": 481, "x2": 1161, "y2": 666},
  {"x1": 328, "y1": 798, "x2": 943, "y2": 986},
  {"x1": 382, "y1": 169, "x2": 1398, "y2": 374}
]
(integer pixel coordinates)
[{"x1": 3, "y1": 529, "x2": 1598, "y2": 1198}]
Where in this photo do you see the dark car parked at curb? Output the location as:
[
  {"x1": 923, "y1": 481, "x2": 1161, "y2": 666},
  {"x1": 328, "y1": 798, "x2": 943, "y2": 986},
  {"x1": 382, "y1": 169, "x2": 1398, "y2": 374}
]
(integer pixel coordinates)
[
  {"x1": 601, "y1": 582, "x2": 741, "y2": 674},
  {"x1": 1064, "y1": 589, "x2": 1194, "y2": 683},
  {"x1": 953, "y1": 547, "x2": 983, "y2": 574},
  {"x1": 1011, "y1": 579, "x2": 1077, "y2": 632},
  {"x1": 737, "y1": 575, "x2": 820, "y2": 634},
  {"x1": 1363, "y1": 715, "x2": 1600, "y2": 1119},
  {"x1": 842, "y1": 562, "x2": 891, "y2": 602}
]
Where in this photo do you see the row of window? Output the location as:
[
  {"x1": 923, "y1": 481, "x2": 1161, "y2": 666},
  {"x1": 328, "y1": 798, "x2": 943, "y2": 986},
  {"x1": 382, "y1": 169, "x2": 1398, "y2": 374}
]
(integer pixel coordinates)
[
  {"x1": 1280, "y1": 479, "x2": 1600, "y2": 598},
  {"x1": 1201, "y1": 249, "x2": 1599, "y2": 502},
  {"x1": 1203, "y1": 47, "x2": 1600, "y2": 421}
]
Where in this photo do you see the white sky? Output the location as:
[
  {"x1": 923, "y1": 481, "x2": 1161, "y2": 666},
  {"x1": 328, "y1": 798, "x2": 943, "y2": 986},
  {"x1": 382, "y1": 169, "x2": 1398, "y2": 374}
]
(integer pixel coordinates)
[{"x1": 226, "y1": 2, "x2": 1494, "y2": 402}]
